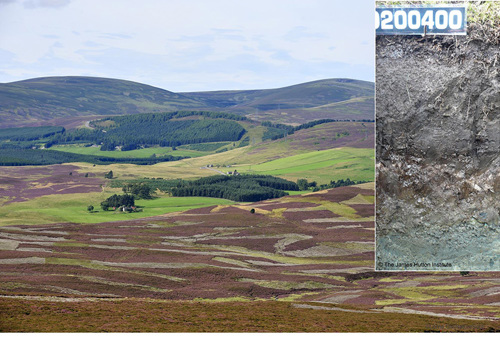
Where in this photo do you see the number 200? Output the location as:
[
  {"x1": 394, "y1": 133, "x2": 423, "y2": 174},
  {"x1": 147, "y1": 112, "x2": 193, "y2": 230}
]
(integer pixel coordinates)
[{"x1": 375, "y1": 9, "x2": 463, "y2": 30}]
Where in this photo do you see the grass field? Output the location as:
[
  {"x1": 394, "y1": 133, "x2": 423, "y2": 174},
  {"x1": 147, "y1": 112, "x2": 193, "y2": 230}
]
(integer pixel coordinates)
[
  {"x1": 234, "y1": 147, "x2": 374, "y2": 184},
  {"x1": 67, "y1": 147, "x2": 374, "y2": 186},
  {"x1": 50, "y1": 144, "x2": 207, "y2": 158},
  {"x1": 0, "y1": 192, "x2": 235, "y2": 226}
]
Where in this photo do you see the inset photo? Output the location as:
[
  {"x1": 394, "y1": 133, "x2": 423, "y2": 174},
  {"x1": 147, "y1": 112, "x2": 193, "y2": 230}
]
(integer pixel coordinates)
[{"x1": 376, "y1": 1, "x2": 500, "y2": 271}]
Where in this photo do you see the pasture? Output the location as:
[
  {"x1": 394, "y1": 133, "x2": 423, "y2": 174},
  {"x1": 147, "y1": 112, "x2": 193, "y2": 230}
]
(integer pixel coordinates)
[
  {"x1": 234, "y1": 147, "x2": 374, "y2": 184},
  {"x1": 50, "y1": 144, "x2": 207, "y2": 158},
  {"x1": 0, "y1": 192, "x2": 235, "y2": 226}
]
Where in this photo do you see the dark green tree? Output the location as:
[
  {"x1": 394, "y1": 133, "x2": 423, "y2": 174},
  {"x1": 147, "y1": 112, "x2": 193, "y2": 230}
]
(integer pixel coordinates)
[
  {"x1": 297, "y1": 178, "x2": 309, "y2": 191},
  {"x1": 100, "y1": 194, "x2": 135, "y2": 210}
]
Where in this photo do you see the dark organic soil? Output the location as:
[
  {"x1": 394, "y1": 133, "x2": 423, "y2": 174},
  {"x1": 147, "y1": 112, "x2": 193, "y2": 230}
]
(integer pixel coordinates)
[{"x1": 376, "y1": 24, "x2": 500, "y2": 271}]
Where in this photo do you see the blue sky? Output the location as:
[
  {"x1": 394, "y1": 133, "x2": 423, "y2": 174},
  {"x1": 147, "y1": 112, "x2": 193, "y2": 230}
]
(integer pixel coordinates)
[{"x1": 0, "y1": 0, "x2": 374, "y2": 91}]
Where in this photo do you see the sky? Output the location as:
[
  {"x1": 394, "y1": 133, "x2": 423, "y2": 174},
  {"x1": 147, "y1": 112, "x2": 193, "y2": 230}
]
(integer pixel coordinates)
[{"x1": 0, "y1": 0, "x2": 374, "y2": 92}]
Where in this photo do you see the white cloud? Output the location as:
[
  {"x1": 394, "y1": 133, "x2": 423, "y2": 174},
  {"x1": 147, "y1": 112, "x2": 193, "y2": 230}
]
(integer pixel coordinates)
[
  {"x1": 0, "y1": 0, "x2": 374, "y2": 90},
  {"x1": 23, "y1": 0, "x2": 71, "y2": 8}
]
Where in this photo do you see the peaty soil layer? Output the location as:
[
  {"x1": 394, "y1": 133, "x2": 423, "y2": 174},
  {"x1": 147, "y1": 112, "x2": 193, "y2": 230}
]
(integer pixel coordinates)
[{"x1": 376, "y1": 24, "x2": 500, "y2": 271}]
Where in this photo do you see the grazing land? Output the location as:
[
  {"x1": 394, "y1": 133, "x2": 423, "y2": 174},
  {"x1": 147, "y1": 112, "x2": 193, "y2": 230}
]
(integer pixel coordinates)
[
  {"x1": 233, "y1": 147, "x2": 374, "y2": 184},
  {"x1": 50, "y1": 144, "x2": 207, "y2": 159}
]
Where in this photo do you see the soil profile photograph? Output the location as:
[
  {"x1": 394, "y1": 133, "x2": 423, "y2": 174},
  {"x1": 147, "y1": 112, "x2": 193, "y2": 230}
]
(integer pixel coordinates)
[{"x1": 376, "y1": 1, "x2": 500, "y2": 271}]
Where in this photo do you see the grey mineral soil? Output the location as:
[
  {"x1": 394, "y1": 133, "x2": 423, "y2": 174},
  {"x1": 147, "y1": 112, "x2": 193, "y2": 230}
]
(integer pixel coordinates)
[{"x1": 376, "y1": 27, "x2": 500, "y2": 271}]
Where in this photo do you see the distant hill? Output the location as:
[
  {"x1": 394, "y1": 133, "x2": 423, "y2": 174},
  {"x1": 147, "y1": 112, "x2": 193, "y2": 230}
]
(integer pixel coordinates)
[
  {"x1": 182, "y1": 79, "x2": 374, "y2": 124},
  {"x1": 0, "y1": 76, "x2": 374, "y2": 128},
  {"x1": 0, "y1": 77, "x2": 210, "y2": 128},
  {"x1": 182, "y1": 78, "x2": 373, "y2": 109}
]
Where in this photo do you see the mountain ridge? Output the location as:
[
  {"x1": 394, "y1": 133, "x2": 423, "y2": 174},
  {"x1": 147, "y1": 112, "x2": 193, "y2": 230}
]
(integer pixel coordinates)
[{"x1": 0, "y1": 76, "x2": 374, "y2": 128}]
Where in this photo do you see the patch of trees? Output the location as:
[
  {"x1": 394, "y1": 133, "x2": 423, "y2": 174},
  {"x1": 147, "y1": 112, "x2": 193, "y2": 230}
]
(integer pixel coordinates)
[
  {"x1": 93, "y1": 111, "x2": 247, "y2": 127},
  {"x1": 113, "y1": 175, "x2": 298, "y2": 202},
  {"x1": 261, "y1": 119, "x2": 373, "y2": 141},
  {"x1": 122, "y1": 182, "x2": 153, "y2": 199},
  {"x1": 261, "y1": 119, "x2": 335, "y2": 141},
  {"x1": 0, "y1": 149, "x2": 187, "y2": 166},
  {"x1": 44, "y1": 128, "x2": 97, "y2": 148},
  {"x1": 0, "y1": 141, "x2": 41, "y2": 150},
  {"x1": 42, "y1": 111, "x2": 248, "y2": 151},
  {"x1": 0, "y1": 126, "x2": 65, "y2": 141},
  {"x1": 297, "y1": 178, "x2": 317, "y2": 191},
  {"x1": 100, "y1": 194, "x2": 135, "y2": 211},
  {"x1": 99, "y1": 119, "x2": 246, "y2": 150},
  {"x1": 313, "y1": 178, "x2": 368, "y2": 192},
  {"x1": 110, "y1": 178, "x2": 182, "y2": 193},
  {"x1": 262, "y1": 127, "x2": 290, "y2": 141},
  {"x1": 170, "y1": 174, "x2": 298, "y2": 202}
]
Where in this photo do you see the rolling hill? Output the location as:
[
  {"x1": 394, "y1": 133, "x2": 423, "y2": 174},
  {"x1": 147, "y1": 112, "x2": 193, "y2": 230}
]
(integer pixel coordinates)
[
  {"x1": 0, "y1": 77, "x2": 210, "y2": 128},
  {"x1": 182, "y1": 78, "x2": 373, "y2": 110},
  {"x1": 0, "y1": 77, "x2": 374, "y2": 128}
]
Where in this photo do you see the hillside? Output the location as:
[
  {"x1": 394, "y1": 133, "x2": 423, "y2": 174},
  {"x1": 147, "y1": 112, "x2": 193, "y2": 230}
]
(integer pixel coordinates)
[
  {"x1": 183, "y1": 79, "x2": 375, "y2": 124},
  {"x1": 183, "y1": 79, "x2": 372, "y2": 108},
  {"x1": 0, "y1": 76, "x2": 210, "y2": 128},
  {"x1": 0, "y1": 77, "x2": 374, "y2": 128}
]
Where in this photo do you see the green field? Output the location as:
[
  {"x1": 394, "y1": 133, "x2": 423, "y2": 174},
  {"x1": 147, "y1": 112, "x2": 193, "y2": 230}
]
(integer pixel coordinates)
[
  {"x1": 0, "y1": 193, "x2": 235, "y2": 226},
  {"x1": 65, "y1": 146, "x2": 374, "y2": 186},
  {"x1": 234, "y1": 147, "x2": 374, "y2": 184},
  {"x1": 50, "y1": 144, "x2": 207, "y2": 158}
]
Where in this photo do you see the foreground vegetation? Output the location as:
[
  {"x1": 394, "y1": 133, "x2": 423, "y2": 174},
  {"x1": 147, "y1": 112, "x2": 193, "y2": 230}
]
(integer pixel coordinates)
[{"x1": 1, "y1": 299, "x2": 496, "y2": 333}]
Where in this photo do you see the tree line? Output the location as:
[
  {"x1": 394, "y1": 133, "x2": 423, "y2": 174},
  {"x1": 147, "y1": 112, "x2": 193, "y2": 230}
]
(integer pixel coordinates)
[
  {"x1": 0, "y1": 126, "x2": 65, "y2": 141},
  {"x1": 44, "y1": 112, "x2": 247, "y2": 151},
  {"x1": 112, "y1": 174, "x2": 299, "y2": 202},
  {"x1": 313, "y1": 178, "x2": 367, "y2": 192},
  {"x1": 0, "y1": 149, "x2": 187, "y2": 166},
  {"x1": 261, "y1": 119, "x2": 372, "y2": 141}
]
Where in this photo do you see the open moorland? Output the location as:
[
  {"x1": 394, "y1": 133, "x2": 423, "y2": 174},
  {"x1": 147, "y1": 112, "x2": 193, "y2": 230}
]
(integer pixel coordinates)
[{"x1": 0, "y1": 184, "x2": 499, "y2": 332}]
